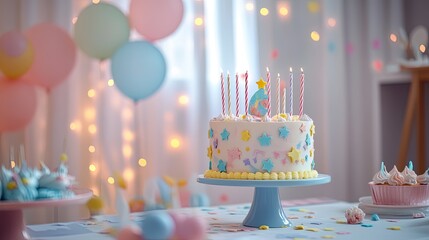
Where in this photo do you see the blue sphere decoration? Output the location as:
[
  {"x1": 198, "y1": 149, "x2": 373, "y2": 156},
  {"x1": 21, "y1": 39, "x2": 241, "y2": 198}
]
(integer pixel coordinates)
[
  {"x1": 111, "y1": 40, "x2": 166, "y2": 102},
  {"x1": 140, "y1": 211, "x2": 174, "y2": 240}
]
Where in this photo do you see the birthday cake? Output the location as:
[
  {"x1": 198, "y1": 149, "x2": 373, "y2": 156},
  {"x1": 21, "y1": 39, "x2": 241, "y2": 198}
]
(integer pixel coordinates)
[
  {"x1": 369, "y1": 162, "x2": 429, "y2": 205},
  {"x1": 204, "y1": 70, "x2": 318, "y2": 180},
  {"x1": 0, "y1": 152, "x2": 76, "y2": 202}
]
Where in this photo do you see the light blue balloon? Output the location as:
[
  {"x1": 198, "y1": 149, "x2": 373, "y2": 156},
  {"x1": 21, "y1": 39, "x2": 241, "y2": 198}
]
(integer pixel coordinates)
[
  {"x1": 140, "y1": 211, "x2": 174, "y2": 240},
  {"x1": 111, "y1": 41, "x2": 166, "y2": 101}
]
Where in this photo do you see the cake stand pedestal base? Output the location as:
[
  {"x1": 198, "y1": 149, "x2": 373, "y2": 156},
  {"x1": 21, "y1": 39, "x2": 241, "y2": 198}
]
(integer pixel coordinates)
[
  {"x1": 0, "y1": 210, "x2": 28, "y2": 240},
  {"x1": 197, "y1": 174, "x2": 331, "y2": 228},
  {"x1": 243, "y1": 187, "x2": 290, "y2": 227}
]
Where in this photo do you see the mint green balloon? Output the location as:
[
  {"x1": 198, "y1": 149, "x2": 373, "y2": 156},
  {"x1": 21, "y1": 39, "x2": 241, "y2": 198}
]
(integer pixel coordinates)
[{"x1": 74, "y1": 3, "x2": 130, "y2": 60}]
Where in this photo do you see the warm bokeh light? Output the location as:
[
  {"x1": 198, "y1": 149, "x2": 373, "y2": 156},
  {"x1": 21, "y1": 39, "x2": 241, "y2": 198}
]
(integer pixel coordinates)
[
  {"x1": 122, "y1": 129, "x2": 134, "y2": 141},
  {"x1": 88, "y1": 124, "x2": 97, "y2": 134},
  {"x1": 92, "y1": 0, "x2": 100, "y2": 4},
  {"x1": 245, "y1": 2, "x2": 254, "y2": 11},
  {"x1": 260, "y1": 8, "x2": 269, "y2": 16},
  {"x1": 122, "y1": 108, "x2": 133, "y2": 121},
  {"x1": 107, "y1": 177, "x2": 115, "y2": 185},
  {"x1": 307, "y1": 1, "x2": 320, "y2": 13},
  {"x1": 138, "y1": 158, "x2": 147, "y2": 167},
  {"x1": 87, "y1": 89, "x2": 96, "y2": 98},
  {"x1": 124, "y1": 168, "x2": 135, "y2": 182},
  {"x1": 89, "y1": 164, "x2": 96, "y2": 172},
  {"x1": 10, "y1": 161, "x2": 15, "y2": 168},
  {"x1": 178, "y1": 95, "x2": 189, "y2": 105},
  {"x1": 123, "y1": 145, "x2": 133, "y2": 158},
  {"x1": 69, "y1": 121, "x2": 81, "y2": 131},
  {"x1": 170, "y1": 138, "x2": 181, "y2": 148},
  {"x1": 390, "y1": 33, "x2": 398, "y2": 43},
  {"x1": 311, "y1": 31, "x2": 320, "y2": 41},
  {"x1": 84, "y1": 108, "x2": 96, "y2": 121},
  {"x1": 327, "y1": 18, "x2": 336, "y2": 27},
  {"x1": 89, "y1": 145, "x2": 96, "y2": 153},
  {"x1": 419, "y1": 44, "x2": 426, "y2": 53},
  {"x1": 107, "y1": 79, "x2": 115, "y2": 87},
  {"x1": 194, "y1": 17, "x2": 203, "y2": 26},
  {"x1": 72, "y1": 17, "x2": 78, "y2": 25},
  {"x1": 279, "y1": 7, "x2": 288, "y2": 16}
]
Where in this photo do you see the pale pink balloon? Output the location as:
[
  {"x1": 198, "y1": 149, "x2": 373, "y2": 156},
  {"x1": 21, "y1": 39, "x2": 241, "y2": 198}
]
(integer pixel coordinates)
[
  {"x1": 0, "y1": 31, "x2": 27, "y2": 57},
  {"x1": 129, "y1": 0, "x2": 184, "y2": 41},
  {"x1": 175, "y1": 216, "x2": 208, "y2": 240},
  {"x1": 23, "y1": 23, "x2": 76, "y2": 90},
  {"x1": 0, "y1": 78, "x2": 37, "y2": 132}
]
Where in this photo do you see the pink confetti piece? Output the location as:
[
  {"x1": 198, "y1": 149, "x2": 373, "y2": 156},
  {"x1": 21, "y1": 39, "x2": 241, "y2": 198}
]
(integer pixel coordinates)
[
  {"x1": 336, "y1": 231, "x2": 351, "y2": 235},
  {"x1": 413, "y1": 212, "x2": 425, "y2": 218}
]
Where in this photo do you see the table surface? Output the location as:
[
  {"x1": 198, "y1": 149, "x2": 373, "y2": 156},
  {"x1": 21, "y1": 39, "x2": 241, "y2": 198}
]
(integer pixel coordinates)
[{"x1": 26, "y1": 197, "x2": 429, "y2": 240}]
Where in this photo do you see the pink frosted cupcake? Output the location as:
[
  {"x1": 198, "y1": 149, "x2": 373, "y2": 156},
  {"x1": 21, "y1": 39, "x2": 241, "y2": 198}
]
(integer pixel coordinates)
[{"x1": 369, "y1": 162, "x2": 429, "y2": 205}]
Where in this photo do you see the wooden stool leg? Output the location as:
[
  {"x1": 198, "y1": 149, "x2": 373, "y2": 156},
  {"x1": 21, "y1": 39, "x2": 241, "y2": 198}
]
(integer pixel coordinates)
[
  {"x1": 397, "y1": 79, "x2": 419, "y2": 169},
  {"x1": 417, "y1": 79, "x2": 426, "y2": 173}
]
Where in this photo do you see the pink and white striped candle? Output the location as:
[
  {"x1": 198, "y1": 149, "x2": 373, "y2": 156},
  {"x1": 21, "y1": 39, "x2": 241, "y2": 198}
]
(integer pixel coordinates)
[
  {"x1": 235, "y1": 73, "x2": 239, "y2": 117},
  {"x1": 289, "y1": 67, "x2": 293, "y2": 117},
  {"x1": 227, "y1": 72, "x2": 231, "y2": 116},
  {"x1": 299, "y1": 68, "x2": 305, "y2": 117},
  {"x1": 266, "y1": 67, "x2": 271, "y2": 117},
  {"x1": 245, "y1": 71, "x2": 249, "y2": 116},
  {"x1": 220, "y1": 72, "x2": 225, "y2": 115}
]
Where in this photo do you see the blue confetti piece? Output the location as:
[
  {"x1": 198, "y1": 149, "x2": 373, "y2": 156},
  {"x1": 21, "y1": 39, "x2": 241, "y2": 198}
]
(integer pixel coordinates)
[
  {"x1": 310, "y1": 222, "x2": 323, "y2": 225},
  {"x1": 361, "y1": 223, "x2": 373, "y2": 227},
  {"x1": 289, "y1": 208, "x2": 300, "y2": 212},
  {"x1": 371, "y1": 214, "x2": 380, "y2": 221}
]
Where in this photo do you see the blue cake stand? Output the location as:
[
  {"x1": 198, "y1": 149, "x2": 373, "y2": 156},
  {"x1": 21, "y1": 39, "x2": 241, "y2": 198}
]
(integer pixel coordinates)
[{"x1": 197, "y1": 174, "x2": 331, "y2": 228}]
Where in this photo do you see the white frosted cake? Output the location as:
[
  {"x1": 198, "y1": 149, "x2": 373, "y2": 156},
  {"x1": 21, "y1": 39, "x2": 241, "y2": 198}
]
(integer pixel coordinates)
[{"x1": 204, "y1": 71, "x2": 318, "y2": 180}]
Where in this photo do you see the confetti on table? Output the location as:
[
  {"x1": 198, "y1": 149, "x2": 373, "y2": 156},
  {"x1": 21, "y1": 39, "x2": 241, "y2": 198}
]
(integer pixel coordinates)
[
  {"x1": 386, "y1": 219, "x2": 398, "y2": 222},
  {"x1": 371, "y1": 214, "x2": 380, "y2": 221},
  {"x1": 294, "y1": 225, "x2": 305, "y2": 230},
  {"x1": 306, "y1": 227, "x2": 320, "y2": 232},
  {"x1": 304, "y1": 215, "x2": 314, "y2": 218},
  {"x1": 413, "y1": 212, "x2": 425, "y2": 218},
  {"x1": 323, "y1": 228, "x2": 334, "y2": 231},
  {"x1": 259, "y1": 225, "x2": 269, "y2": 230},
  {"x1": 387, "y1": 226, "x2": 401, "y2": 230},
  {"x1": 335, "y1": 220, "x2": 347, "y2": 224},
  {"x1": 288, "y1": 215, "x2": 299, "y2": 219},
  {"x1": 322, "y1": 235, "x2": 335, "y2": 239},
  {"x1": 336, "y1": 231, "x2": 351, "y2": 235},
  {"x1": 361, "y1": 224, "x2": 373, "y2": 227},
  {"x1": 310, "y1": 222, "x2": 323, "y2": 225}
]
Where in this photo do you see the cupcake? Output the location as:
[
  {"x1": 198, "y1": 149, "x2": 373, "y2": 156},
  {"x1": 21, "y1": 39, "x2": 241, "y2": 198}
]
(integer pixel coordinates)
[{"x1": 369, "y1": 161, "x2": 429, "y2": 205}]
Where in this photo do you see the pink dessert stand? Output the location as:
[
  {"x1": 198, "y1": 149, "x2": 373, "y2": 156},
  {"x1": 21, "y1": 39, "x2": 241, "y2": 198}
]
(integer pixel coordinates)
[{"x1": 0, "y1": 187, "x2": 92, "y2": 240}]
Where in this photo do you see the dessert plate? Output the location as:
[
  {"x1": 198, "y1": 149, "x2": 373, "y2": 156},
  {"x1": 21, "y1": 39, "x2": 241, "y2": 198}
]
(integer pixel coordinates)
[{"x1": 358, "y1": 196, "x2": 429, "y2": 217}]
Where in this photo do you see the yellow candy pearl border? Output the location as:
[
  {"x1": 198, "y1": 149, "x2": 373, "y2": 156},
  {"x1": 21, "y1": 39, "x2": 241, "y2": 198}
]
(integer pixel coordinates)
[{"x1": 204, "y1": 170, "x2": 318, "y2": 180}]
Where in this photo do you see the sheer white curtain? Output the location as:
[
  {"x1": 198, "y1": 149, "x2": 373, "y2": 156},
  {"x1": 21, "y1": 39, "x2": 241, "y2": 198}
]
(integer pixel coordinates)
[{"x1": 0, "y1": 0, "x2": 404, "y2": 224}]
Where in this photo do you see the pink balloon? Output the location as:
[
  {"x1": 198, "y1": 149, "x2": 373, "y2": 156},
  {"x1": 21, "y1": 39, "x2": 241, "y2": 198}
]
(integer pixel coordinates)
[
  {"x1": 175, "y1": 216, "x2": 208, "y2": 240},
  {"x1": 0, "y1": 31, "x2": 27, "y2": 57},
  {"x1": 23, "y1": 23, "x2": 76, "y2": 90},
  {"x1": 0, "y1": 78, "x2": 37, "y2": 132},
  {"x1": 129, "y1": 0, "x2": 184, "y2": 41}
]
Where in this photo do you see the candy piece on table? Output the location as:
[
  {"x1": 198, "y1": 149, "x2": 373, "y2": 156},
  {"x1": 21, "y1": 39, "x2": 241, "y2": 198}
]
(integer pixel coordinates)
[
  {"x1": 140, "y1": 211, "x2": 174, "y2": 240},
  {"x1": 116, "y1": 224, "x2": 143, "y2": 240},
  {"x1": 371, "y1": 214, "x2": 380, "y2": 221},
  {"x1": 345, "y1": 206, "x2": 365, "y2": 224}
]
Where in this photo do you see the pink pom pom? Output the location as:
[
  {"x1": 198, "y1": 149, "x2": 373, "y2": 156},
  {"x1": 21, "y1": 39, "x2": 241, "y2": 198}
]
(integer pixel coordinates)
[{"x1": 345, "y1": 207, "x2": 365, "y2": 224}]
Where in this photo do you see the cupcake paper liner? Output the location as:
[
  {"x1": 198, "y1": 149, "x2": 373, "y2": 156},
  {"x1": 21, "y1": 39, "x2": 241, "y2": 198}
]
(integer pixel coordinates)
[{"x1": 369, "y1": 182, "x2": 429, "y2": 206}]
